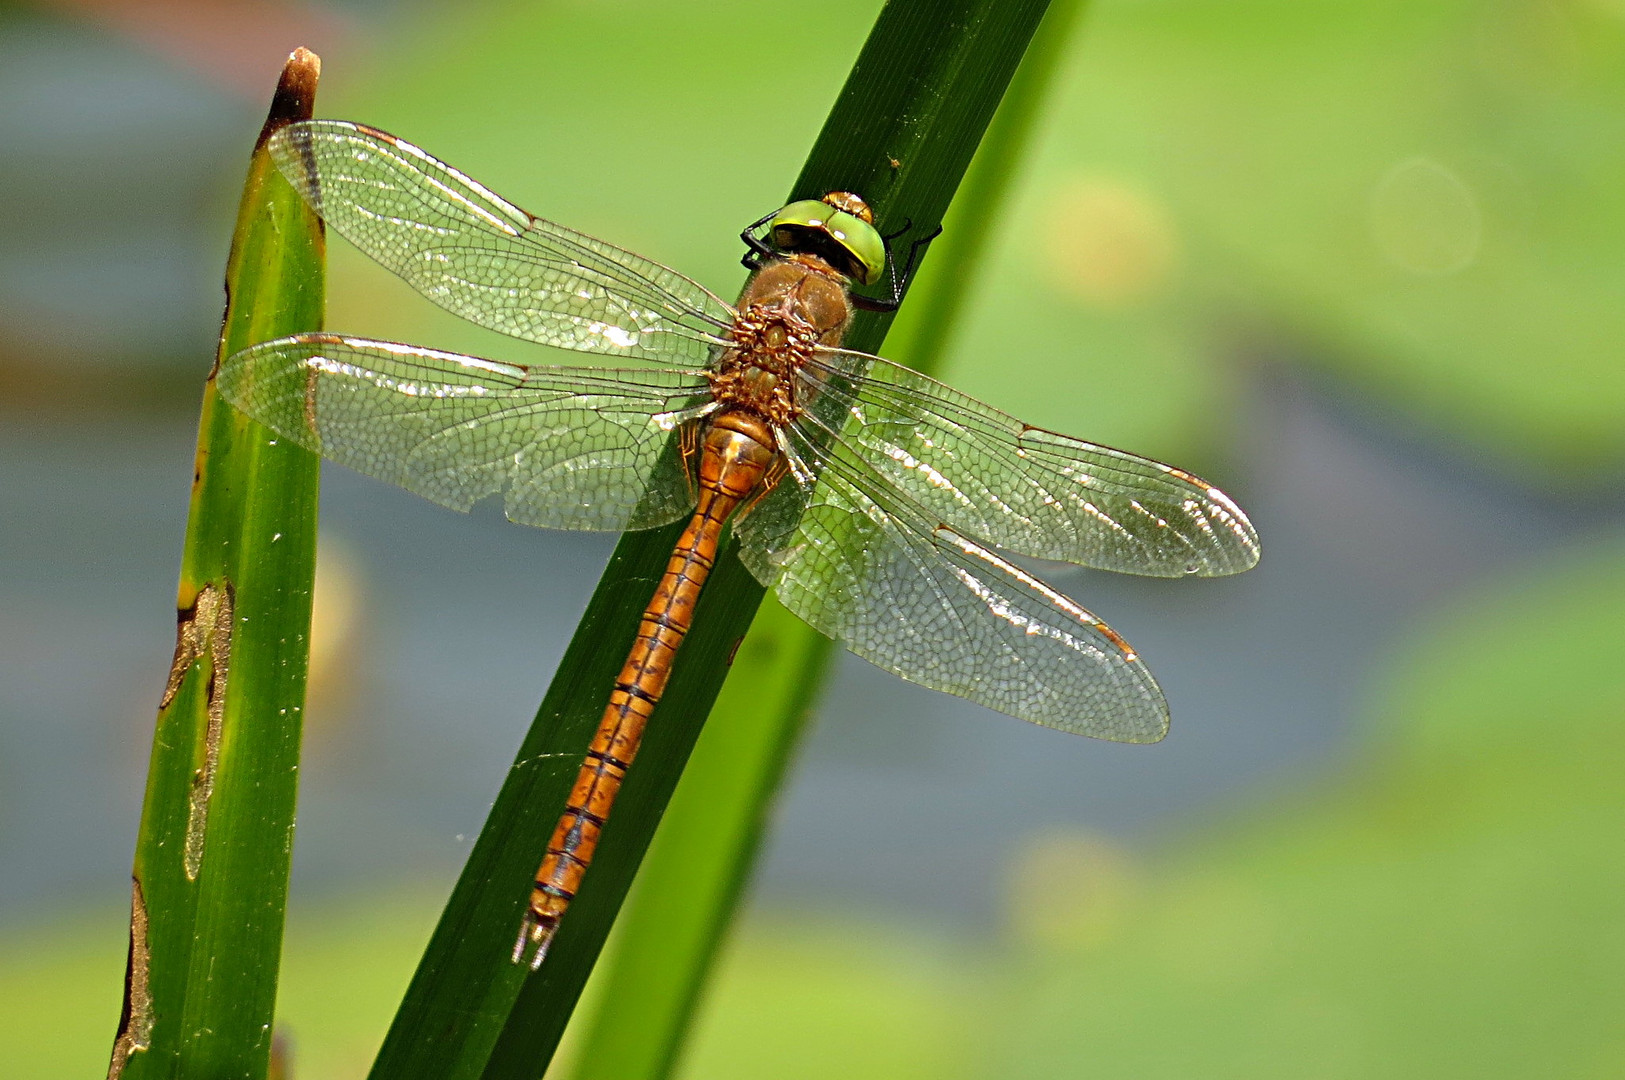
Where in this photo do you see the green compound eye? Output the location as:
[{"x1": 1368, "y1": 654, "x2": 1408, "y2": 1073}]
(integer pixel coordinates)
[{"x1": 768, "y1": 194, "x2": 888, "y2": 286}]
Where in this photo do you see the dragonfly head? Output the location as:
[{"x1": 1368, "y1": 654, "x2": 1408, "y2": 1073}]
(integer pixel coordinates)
[{"x1": 768, "y1": 193, "x2": 887, "y2": 287}]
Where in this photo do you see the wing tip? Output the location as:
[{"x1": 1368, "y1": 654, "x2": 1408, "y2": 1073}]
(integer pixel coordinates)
[
  {"x1": 1025, "y1": 697, "x2": 1169, "y2": 744},
  {"x1": 1191, "y1": 537, "x2": 1263, "y2": 578},
  {"x1": 1120, "y1": 715, "x2": 1171, "y2": 744}
]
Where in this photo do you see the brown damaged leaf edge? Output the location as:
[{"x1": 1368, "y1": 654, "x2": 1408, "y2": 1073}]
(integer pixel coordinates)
[
  {"x1": 160, "y1": 581, "x2": 236, "y2": 881},
  {"x1": 208, "y1": 46, "x2": 322, "y2": 383},
  {"x1": 260, "y1": 47, "x2": 321, "y2": 148},
  {"x1": 106, "y1": 878, "x2": 152, "y2": 1080}
]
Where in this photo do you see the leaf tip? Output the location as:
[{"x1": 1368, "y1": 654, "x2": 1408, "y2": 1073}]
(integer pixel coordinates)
[{"x1": 256, "y1": 46, "x2": 321, "y2": 151}]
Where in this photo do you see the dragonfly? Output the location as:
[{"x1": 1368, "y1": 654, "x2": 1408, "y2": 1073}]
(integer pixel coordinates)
[{"x1": 216, "y1": 120, "x2": 1260, "y2": 969}]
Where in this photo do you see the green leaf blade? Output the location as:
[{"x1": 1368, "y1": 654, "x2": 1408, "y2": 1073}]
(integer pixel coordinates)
[{"x1": 111, "y1": 49, "x2": 325, "y2": 1080}]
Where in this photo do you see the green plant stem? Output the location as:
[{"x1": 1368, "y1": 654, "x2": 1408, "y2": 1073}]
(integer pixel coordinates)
[{"x1": 110, "y1": 49, "x2": 324, "y2": 1080}]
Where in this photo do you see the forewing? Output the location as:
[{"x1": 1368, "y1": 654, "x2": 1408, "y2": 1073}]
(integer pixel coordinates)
[
  {"x1": 801, "y1": 351, "x2": 1260, "y2": 577},
  {"x1": 267, "y1": 120, "x2": 735, "y2": 363},
  {"x1": 216, "y1": 334, "x2": 710, "y2": 531},
  {"x1": 734, "y1": 429, "x2": 1168, "y2": 741}
]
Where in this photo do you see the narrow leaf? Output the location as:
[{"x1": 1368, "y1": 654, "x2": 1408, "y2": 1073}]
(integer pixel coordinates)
[{"x1": 110, "y1": 49, "x2": 324, "y2": 1080}]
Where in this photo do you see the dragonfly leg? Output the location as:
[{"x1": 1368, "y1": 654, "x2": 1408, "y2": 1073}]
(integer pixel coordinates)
[
  {"x1": 850, "y1": 221, "x2": 944, "y2": 313},
  {"x1": 739, "y1": 207, "x2": 779, "y2": 272},
  {"x1": 880, "y1": 217, "x2": 915, "y2": 244}
]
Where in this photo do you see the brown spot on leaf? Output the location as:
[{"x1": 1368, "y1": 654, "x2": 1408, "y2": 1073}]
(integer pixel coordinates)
[{"x1": 161, "y1": 581, "x2": 235, "y2": 880}]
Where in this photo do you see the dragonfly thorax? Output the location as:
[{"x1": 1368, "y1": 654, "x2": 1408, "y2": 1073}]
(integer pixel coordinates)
[
  {"x1": 709, "y1": 256, "x2": 852, "y2": 427},
  {"x1": 737, "y1": 256, "x2": 853, "y2": 338}
]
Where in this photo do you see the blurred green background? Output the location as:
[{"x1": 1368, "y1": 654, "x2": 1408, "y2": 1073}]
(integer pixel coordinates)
[{"x1": 2, "y1": 0, "x2": 1623, "y2": 1076}]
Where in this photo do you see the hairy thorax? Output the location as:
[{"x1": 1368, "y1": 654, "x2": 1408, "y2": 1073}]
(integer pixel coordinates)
[{"x1": 707, "y1": 255, "x2": 852, "y2": 429}]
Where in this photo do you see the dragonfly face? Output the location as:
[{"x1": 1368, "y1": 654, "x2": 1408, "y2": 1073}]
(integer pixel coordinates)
[
  {"x1": 765, "y1": 193, "x2": 888, "y2": 285},
  {"x1": 214, "y1": 119, "x2": 1261, "y2": 968}
]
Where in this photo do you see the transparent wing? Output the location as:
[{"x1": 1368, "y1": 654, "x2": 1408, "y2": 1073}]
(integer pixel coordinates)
[
  {"x1": 799, "y1": 350, "x2": 1260, "y2": 577},
  {"x1": 216, "y1": 333, "x2": 712, "y2": 532},
  {"x1": 267, "y1": 120, "x2": 736, "y2": 364},
  {"x1": 734, "y1": 424, "x2": 1168, "y2": 741}
]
